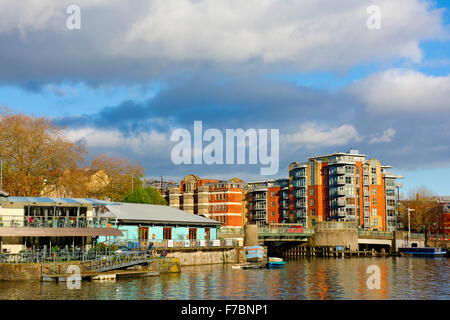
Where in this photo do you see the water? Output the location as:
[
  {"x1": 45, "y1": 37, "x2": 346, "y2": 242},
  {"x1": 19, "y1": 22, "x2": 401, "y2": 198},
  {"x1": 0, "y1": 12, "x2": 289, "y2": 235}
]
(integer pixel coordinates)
[{"x1": 0, "y1": 257, "x2": 448, "y2": 300}]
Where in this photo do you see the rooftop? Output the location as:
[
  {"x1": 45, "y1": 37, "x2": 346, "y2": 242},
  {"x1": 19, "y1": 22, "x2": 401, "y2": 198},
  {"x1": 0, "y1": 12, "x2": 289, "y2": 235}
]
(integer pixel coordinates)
[{"x1": 101, "y1": 203, "x2": 221, "y2": 227}]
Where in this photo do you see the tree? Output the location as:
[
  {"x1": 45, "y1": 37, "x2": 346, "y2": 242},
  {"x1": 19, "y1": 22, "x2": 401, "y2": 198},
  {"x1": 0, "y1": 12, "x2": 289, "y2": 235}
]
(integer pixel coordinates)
[
  {"x1": 144, "y1": 187, "x2": 168, "y2": 205},
  {"x1": 123, "y1": 188, "x2": 152, "y2": 204},
  {"x1": 87, "y1": 154, "x2": 145, "y2": 201},
  {"x1": 0, "y1": 111, "x2": 86, "y2": 196},
  {"x1": 400, "y1": 185, "x2": 439, "y2": 233},
  {"x1": 122, "y1": 187, "x2": 168, "y2": 205}
]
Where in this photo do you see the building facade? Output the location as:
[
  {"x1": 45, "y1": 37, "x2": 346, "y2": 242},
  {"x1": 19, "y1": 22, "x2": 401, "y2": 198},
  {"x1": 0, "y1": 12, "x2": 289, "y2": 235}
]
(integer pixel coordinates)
[
  {"x1": 294, "y1": 149, "x2": 401, "y2": 231},
  {"x1": 246, "y1": 179, "x2": 289, "y2": 227},
  {"x1": 168, "y1": 175, "x2": 246, "y2": 230}
]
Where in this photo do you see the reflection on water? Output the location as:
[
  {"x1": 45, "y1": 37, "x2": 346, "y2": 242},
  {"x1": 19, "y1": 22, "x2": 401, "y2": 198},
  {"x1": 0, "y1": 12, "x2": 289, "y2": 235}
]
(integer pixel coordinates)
[{"x1": 0, "y1": 257, "x2": 448, "y2": 300}]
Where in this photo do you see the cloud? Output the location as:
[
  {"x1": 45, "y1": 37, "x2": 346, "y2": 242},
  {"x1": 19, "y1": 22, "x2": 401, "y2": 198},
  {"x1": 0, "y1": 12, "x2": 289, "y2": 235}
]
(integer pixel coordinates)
[
  {"x1": 368, "y1": 128, "x2": 396, "y2": 144},
  {"x1": 65, "y1": 127, "x2": 171, "y2": 156},
  {"x1": 281, "y1": 123, "x2": 363, "y2": 148},
  {"x1": 0, "y1": 0, "x2": 446, "y2": 88},
  {"x1": 348, "y1": 69, "x2": 450, "y2": 113}
]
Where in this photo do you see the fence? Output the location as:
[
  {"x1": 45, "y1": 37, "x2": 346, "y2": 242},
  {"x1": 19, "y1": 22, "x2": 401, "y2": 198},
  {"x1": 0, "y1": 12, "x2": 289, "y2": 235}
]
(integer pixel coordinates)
[
  {"x1": 314, "y1": 221, "x2": 357, "y2": 231},
  {"x1": 0, "y1": 249, "x2": 110, "y2": 264},
  {"x1": 105, "y1": 238, "x2": 238, "y2": 250},
  {"x1": 358, "y1": 230, "x2": 394, "y2": 238},
  {"x1": 0, "y1": 216, "x2": 111, "y2": 229}
]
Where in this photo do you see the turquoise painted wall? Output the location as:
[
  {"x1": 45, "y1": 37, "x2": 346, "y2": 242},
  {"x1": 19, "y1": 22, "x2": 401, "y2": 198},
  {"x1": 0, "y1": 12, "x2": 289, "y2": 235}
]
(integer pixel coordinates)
[{"x1": 98, "y1": 225, "x2": 218, "y2": 243}]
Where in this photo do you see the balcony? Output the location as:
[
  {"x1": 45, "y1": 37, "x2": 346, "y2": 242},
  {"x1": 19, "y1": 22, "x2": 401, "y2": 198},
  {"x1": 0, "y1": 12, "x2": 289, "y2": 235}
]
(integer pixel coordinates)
[
  {"x1": 0, "y1": 215, "x2": 110, "y2": 229},
  {"x1": 336, "y1": 167, "x2": 345, "y2": 175},
  {"x1": 0, "y1": 215, "x2": 121, "y2": 237}
]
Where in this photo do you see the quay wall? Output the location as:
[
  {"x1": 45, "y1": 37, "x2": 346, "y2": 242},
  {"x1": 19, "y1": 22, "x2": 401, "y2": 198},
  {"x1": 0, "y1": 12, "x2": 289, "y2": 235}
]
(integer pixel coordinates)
[
  {"x1": 0, "y1": 257, "x2": 181, "y2": 282},
  {"x1": 166, "y1": 247, "x2": 245, "y2": 266}
]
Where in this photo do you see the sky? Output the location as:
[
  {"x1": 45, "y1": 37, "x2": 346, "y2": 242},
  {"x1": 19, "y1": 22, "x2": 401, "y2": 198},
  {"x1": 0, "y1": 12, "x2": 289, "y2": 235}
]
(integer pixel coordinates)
[{"x1": 0, "y1": 0, "x2": 449, "y2": 197}]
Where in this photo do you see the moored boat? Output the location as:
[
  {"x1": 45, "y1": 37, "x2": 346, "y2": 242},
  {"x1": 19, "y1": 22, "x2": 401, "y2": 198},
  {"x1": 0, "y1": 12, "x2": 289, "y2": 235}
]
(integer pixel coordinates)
[
  {"x1": 398, "y1": 247, "x2": 447, "y2": 257},
  {"x1": 245, "y1": 245, "x2": 265, "y2": 262},
  {"x1": 267, "y1": 257, "x2": 286, "y2": 268}
]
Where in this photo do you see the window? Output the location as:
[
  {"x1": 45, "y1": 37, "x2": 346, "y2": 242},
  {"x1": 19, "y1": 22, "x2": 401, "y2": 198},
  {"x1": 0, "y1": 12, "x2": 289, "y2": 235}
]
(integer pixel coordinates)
[
  {"x1": 310, "y1": 198, "x2": 315, "y2": 206},
  {"x1": 188, "y1": 228, "x2": 197, "y2": 240},
  {"x1": 346, "y1": 177, "x2": 352, "y2": 184},
  {"x1": 372, "y1": 198, "x2": 377, "y2": 206},
  {"x1": 372, "y1": 188, "x2": 377, "y2": 196},
  {"x1": 271, "y1": 192, "x2": 275, "y2": 197},
  {"x1": 163, "y1": 228, "x2": 172, "y2": 240},
  {"x1": 271, "y1": 211, "x2": 275, "y2": 216},
  {"x1": 311, "y1": 209, "x2": 315, "y2": 216},
  {"x1": 372, "y1": 219, "x2": 378, "y2": 226},
  {"x1": 310, "y1": 188, "x2": 315, "y2": 196},
  {"x1": 311, "y1": 219, "x2": 316, "y2": 227},
  {"x1": 271, "y1": 202, "x2": 275, "y2": 207},
  {"x1": 372, "y1": 208, "x2": 378, "y2": 216}
]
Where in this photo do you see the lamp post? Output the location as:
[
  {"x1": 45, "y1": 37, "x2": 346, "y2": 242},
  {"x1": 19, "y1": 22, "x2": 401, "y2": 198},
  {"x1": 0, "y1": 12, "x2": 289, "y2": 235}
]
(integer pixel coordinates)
[{"x1": 407, "y1": 208, "x2": 415, "y2": 246}]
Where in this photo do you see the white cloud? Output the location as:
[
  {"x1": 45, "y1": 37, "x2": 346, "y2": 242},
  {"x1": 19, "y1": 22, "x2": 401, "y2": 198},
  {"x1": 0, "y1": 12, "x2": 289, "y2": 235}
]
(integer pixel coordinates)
[
  {"x1": 0, "y1": 0, "x2": 445, "y2": 78},
  {"x1": 281, "y1": 123, "x2": 363, "y2": 148},
  {"x1": 368, "y1": 128, "x2": 396, "y2": 144},
  {"x1": 349, "y1": 69, "x2": 450, "y2": 113},
  {"x1": 65, "y1": 127, "x2": 171, "y2": 156}
]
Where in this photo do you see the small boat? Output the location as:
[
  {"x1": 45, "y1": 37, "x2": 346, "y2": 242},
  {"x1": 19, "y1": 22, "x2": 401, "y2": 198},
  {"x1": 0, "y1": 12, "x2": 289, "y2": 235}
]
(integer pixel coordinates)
[
  {"x1": 398, "y1": 247, "x2": 447, "y2": 257},
  {"x1": 245, "y1": 245, "x2": 265, "y2": 262},
  {"x1": 267, "y1": 257, "x2": 286, "y2": 268}
]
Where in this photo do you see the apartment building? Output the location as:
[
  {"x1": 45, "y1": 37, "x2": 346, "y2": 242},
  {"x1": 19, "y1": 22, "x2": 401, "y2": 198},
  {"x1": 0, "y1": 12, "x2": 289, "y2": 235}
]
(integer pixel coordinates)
[
  {"x1": 297, "y1": 149, "x2": 401, "y2": 231},
  {"x1": 168, "y1": 174, "x2": 246, "y2": 229},
  {"x1": 246, "y1": 179, "x2": 289, "y2": 227}
]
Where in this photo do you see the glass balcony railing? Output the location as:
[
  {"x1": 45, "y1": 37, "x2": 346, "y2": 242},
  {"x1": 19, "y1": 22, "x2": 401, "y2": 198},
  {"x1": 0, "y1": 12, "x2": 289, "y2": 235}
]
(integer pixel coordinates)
[{"x1": 0, "y1": 216, "x2": 111, "y2": 229}]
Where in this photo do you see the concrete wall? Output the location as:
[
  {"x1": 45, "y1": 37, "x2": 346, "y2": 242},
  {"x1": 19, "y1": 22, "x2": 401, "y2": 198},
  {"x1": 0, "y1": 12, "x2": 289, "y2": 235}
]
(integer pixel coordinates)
[
  {"x1": 166, "y1": 248, "x2": 245, "y2": 266},
  {"x1": 309, "y1": 229, "x2": 359, "y2": 251}
]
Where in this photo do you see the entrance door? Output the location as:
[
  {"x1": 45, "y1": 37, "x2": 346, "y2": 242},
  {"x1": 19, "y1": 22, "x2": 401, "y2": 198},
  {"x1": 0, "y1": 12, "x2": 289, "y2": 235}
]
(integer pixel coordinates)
[
  {"x1": 138, "y1": 227, "x2": 149, "y2": 247},
  {"x1": 205, "y1": 228, "x2": 210, "y2": 240},
  {"x1": 189, "y1": 228, "x2": 197, "y2": 240}
]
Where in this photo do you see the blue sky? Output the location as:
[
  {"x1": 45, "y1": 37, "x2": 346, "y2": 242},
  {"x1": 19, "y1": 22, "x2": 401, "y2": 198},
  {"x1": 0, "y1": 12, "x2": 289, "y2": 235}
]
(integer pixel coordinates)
[{"x1": 0, "y1": 0, "x2": 450, "y2": 197}]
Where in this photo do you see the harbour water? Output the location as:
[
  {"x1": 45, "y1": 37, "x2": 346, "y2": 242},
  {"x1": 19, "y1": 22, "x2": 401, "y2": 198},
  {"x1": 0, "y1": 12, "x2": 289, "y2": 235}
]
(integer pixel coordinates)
[{"x1": 0, "y1": 257, "x2": 448, "y2": 300}]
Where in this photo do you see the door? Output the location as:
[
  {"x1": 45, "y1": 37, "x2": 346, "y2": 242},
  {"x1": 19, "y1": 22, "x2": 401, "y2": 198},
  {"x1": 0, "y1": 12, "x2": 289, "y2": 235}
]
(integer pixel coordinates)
[
  {"x1": 138, "y1": 227, "x2": 149, "y2": 247},
  {"x1": 189, "y1": 228, "x2": 197, "y2": 240},
  {"x1": 205, "y1": 228, "x2": 210, "y2": 240}
]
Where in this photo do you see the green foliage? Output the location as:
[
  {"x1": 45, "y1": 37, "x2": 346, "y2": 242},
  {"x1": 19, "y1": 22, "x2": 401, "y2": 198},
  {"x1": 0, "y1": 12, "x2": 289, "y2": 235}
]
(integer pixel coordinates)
[
  {"x1": 122, "y1": 188, "x2": 152, "y2": 204},
  {"x1": 122, "y1": 187, "x2": 168, "y2": 205},
  {"x1": 52, "y1": 245, "x2": 60, "y2": 252},
  {"x1": 144, "y1": 187, "x2": 168, "y2": 205}
]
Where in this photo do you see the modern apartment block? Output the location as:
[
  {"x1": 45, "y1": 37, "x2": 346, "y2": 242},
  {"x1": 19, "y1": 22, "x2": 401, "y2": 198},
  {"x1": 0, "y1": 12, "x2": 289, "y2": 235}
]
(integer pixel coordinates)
[
  {"x1": 246, "y1": 179, "x2": 289, "y2": 227},
  {"x1": 297, "y1": 149, "x2": 401, "y2": 231},
  {"x1": 168, "y1": 174, "x2": 246, "y2": 230}
]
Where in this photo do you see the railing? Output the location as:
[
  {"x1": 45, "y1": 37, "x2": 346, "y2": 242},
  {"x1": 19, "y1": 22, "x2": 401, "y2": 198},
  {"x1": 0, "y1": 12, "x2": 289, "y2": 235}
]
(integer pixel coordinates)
[
  {"x1": 314, "y1": 221, "x2": 357, "y2": 231},
  {"x1": 258, "y1": 224, "x2": 314, "y2": 237},
  {"x1": 429, "y1": 234, "x2": 450, "y2": 241},
  {"x1": 0, "y1": 216, "x2": 111, "y2": 229},
  {"x1": 217, "y1": 227, "x2": 244, "y2": 237},
  {"x1": 0, "y1": 249, "x2": 111, "y2": 264},
  {"x1": 358, "y1": 230, "x2": 393, "y2": 238},
  {"x1": 105, "y1": 238, "x2": 239, "y2": 250}
]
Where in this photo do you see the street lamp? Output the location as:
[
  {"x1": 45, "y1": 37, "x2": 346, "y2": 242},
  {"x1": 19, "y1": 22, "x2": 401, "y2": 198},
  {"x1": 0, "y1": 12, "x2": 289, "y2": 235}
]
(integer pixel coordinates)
[{"x1": 407, "y1": 208, "x2": 415, "y2": 247}]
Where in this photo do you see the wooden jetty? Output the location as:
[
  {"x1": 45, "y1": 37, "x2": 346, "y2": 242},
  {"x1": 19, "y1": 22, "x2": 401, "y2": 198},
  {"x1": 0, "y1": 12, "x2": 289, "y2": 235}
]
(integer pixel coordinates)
[
  {"x1": 281, "y1": 245, "x2": 391, "y2": 258},
  {"x1": 42, "y1": 269, "x2": 160, "y2": 282},
  {"x1": 231, "y1": 262, "x2": 266, "y2": 269}
]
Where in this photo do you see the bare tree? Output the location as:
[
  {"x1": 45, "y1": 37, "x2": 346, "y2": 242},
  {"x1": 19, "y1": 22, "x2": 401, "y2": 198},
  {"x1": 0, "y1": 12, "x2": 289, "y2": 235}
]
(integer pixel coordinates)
[{"x1": 0, "y1": 111, "x2": 86, "y2": 196}]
